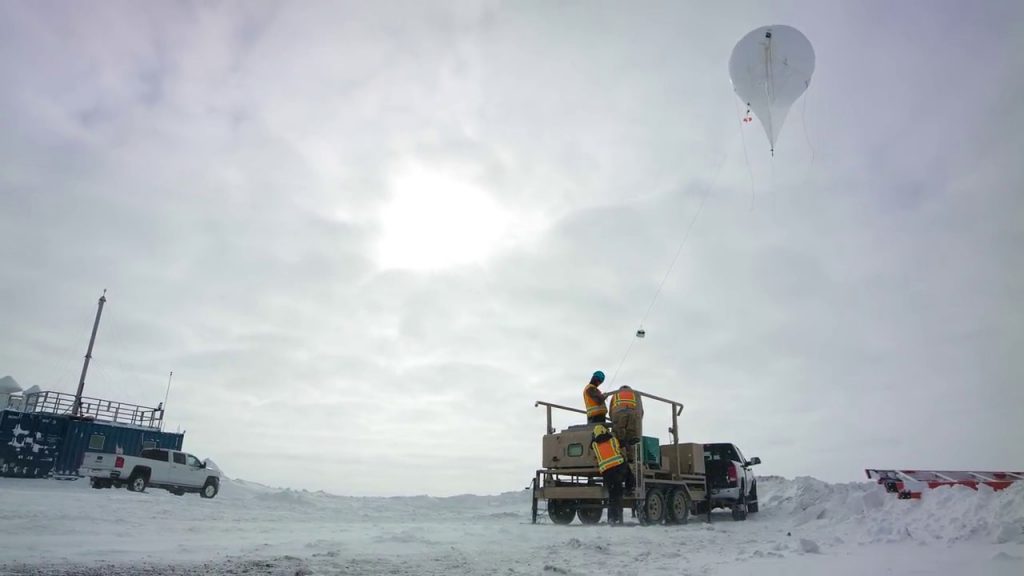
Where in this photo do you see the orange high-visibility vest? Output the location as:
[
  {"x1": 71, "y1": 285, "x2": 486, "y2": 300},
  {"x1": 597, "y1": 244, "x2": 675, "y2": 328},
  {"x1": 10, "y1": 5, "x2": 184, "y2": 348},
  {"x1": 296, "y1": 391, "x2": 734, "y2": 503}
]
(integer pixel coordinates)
[
  {"x1": 583, "y1": 384, "x2": 607, "y2": 418},
  {"x1": 591, "y1": 437, "x2": 625, "y2": 473},
  {"x1": 610, "y1": 389, "x2": 637, "y2": 414}
]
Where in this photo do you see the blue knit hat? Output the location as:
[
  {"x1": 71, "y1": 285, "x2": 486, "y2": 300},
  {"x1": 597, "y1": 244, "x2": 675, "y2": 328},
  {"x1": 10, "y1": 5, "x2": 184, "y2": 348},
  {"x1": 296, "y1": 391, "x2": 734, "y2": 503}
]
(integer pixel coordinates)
[{"x1": 592, "y1": 370, "x2": 605, "y2": 383}]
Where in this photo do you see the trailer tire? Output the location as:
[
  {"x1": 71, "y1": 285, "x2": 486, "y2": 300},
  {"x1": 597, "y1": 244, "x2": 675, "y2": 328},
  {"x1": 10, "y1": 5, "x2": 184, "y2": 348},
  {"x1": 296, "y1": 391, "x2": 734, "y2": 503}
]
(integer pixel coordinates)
[
  {"x1": 547, "y1": 500, "x2": 576, "y2": 525},
  {"x1": 577, "y1": 506, "x2": 603, "y2": 525},
  {"x1": 530, "y1": 479, "x2": 539, "y2": 524},
  {"x1": 666, "y1": 488, "x2": 691, "y2": 525},
  {"x1": 640, "y1": 488, "x2": 666, "y2": 525}
]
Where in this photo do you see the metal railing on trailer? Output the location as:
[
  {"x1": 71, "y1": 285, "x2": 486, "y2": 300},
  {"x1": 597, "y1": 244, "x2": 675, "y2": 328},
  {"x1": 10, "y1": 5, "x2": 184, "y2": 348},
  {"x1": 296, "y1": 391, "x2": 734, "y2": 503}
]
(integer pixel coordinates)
[
  {"x1": 7, "y1": 390, "x2": 165, "y2": 429},
  {"x1": 532, "y1": 392, "x2": 708, "y2": 525}
]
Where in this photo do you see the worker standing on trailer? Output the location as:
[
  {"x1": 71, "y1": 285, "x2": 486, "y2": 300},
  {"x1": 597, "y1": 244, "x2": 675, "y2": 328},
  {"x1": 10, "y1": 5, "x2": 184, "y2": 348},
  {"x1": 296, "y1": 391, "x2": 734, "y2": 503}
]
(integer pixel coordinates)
[
  {"x1": 583, "y1": 370, "x2": 609, "y2": 423},
  {"x1": 591, "y1": 424, "x2": 628, "y2": 525},
  {"x1": 609, "y1": 385, "x2": 643, "y2": 464}
]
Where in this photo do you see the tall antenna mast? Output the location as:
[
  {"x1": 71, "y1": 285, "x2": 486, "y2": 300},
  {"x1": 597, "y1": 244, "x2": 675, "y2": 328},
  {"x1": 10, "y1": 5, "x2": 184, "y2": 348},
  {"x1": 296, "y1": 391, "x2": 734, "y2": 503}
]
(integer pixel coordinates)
[
  {"x1": 72, "y1": 290, "x2": 107, "y2": 417},
  {"x1": 161, "y1": 371, "x2": 174, "y2": 431}
]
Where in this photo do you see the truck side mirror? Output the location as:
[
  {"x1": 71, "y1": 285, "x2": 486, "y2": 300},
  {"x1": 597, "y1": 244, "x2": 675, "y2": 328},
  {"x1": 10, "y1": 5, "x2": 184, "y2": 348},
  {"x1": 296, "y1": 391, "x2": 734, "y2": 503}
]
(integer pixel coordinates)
[{"x1": 747, "y1": 457, "x2": 761, "y2": 466}]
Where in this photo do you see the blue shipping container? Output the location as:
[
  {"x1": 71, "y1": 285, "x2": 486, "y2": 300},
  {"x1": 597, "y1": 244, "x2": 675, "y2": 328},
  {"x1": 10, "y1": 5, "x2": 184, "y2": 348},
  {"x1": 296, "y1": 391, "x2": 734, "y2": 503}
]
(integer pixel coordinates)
[
  {"x1": 55, "y1": 419, "x2": 184, "y2": 476},
  {"x1": 0, "y1": 410, "x2": 184, "y2": 478},
  {"x1": 0, "y1": 410, "x2": 67, "y2": 478}
]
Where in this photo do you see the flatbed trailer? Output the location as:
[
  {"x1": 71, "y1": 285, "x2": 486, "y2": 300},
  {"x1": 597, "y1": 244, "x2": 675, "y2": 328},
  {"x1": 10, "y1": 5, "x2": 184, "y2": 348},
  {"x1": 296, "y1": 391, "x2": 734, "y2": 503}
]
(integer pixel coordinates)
[
  {"x1": 531, "y1": 392, "x2": 713, "y2": 525},
  {"x1": 866, "y1": 468, "x2": 1024, "y2": 499}
]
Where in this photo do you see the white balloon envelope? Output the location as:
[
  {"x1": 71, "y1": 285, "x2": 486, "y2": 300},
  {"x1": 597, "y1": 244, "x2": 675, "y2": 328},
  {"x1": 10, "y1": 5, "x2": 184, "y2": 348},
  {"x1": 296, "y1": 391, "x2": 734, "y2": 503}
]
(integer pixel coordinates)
[{"x1": 729, "y1": 25, "x2": 815, "y2": 153}]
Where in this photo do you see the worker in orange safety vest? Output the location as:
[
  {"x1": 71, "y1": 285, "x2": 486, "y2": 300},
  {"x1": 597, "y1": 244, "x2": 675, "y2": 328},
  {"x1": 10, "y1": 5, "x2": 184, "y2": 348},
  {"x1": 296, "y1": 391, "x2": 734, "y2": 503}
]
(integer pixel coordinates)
[
  {"x1": 591, "y1": 424, "x2": 631, "y2": 525},
  {"x1": 609, "y1": 385, "x2": 643, "y2": 464},
  {"x1": 583, "y1": 370, "x2": 610, "y2": 423}
]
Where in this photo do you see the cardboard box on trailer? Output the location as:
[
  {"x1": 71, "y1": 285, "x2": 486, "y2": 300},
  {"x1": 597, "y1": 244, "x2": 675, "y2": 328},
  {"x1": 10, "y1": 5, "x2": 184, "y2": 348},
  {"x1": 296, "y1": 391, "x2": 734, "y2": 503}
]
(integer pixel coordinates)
[{"x1": 661, "y1": 442, "x2": 705, "y2": 475}]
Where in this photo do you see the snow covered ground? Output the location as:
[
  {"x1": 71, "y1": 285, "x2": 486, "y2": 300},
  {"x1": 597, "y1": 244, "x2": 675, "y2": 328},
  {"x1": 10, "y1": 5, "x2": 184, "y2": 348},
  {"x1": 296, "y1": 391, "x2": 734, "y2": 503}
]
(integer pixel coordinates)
[{"x1": 0, "y1": 475, "x2": 1021, "y2": 575}]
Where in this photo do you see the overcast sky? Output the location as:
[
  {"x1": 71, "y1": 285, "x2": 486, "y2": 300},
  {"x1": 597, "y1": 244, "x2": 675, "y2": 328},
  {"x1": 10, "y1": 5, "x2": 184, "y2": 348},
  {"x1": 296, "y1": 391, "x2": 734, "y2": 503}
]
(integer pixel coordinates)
[{"x1": 2, "y1": 1, "x2": 1022, "y2": 496}]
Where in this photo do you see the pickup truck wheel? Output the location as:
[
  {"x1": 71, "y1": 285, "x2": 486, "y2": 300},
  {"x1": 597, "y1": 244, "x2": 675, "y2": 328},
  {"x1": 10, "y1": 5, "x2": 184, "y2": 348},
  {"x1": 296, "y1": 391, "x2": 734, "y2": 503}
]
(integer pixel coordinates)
[
  {"x1": 731, "y1": 505, "x2": 748, "y2": 521},
  {"x1": 200, "y1": 479, "x2": 219, "y2": 499},
  {"x1": 127, "y1": 473, "x2": 148, "y2": 493},
  {"x1": 731, "y1": 482, "x2": 748, "y2": 521},
  {"x1": 641, "y1": 488, "x2": 666, "y2": 525},
  {"x1": 547, "y1": 500, "x2": 576, "y2": 524},
  {"x1": 747, "y1": 482, "x2": 759, "y2": 514},
  {"x1": 666, "y1": 488, "x2": 691, "y2": 525}
]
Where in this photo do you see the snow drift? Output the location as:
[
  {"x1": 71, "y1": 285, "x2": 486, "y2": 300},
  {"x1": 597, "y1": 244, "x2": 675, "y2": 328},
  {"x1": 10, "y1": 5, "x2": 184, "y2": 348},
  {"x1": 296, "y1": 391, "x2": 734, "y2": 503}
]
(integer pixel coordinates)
[
  {"x1": 759, "y1": 476, "x2": 1024, "y2": 546},
  {"x1": 0, "y1": 475, "x2": 1021, "y2": 575}
]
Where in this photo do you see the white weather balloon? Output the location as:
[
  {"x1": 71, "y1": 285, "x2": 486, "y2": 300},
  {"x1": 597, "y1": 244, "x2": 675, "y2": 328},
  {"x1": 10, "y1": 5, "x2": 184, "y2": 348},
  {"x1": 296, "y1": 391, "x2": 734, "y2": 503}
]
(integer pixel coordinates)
[{"x1": 729, "y1": 25, "x2": 815, "y2": 153}]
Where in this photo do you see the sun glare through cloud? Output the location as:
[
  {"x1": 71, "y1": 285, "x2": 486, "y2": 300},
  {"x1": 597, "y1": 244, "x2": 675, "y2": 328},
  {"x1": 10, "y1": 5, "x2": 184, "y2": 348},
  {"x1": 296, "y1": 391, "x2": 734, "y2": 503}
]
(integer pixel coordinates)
[{"x1": 375, "y1": 163, "x2": 515, "y2": 271}]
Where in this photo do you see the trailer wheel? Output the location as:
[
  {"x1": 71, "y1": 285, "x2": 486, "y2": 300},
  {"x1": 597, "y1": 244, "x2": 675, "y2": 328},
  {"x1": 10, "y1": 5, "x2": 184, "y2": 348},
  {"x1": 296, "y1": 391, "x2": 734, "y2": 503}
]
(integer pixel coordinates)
[
  {"x1": 577, "y1": 506, "x2": 603, "y2": 525},
  {"x1": 640, "y1": 488, "x2": 666, "y2": 525},
  {"x1": 547, "y1": 500, "x2": 576, "y2": 525},
  {"x1": 666, "y1": 488, "x2": 691, "y2": 525},
  {"x1": 530, "y1": 479, "x2": 539, "y2": 524}
]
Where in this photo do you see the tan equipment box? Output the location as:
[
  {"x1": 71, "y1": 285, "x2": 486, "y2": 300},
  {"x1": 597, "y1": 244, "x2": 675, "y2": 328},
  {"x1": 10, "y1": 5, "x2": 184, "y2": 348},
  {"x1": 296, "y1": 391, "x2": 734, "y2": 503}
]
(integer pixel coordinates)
[
  {"x1": 661, "y1": 443, "x2": 705, "y2": 475},
  {"x1": 542, "y1": 424, "x2": 602, "y2": 469}
]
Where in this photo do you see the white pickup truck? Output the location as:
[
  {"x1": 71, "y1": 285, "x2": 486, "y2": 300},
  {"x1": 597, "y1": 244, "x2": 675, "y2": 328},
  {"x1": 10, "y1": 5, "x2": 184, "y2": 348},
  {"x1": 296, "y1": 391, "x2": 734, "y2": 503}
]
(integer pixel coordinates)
[
  {"x1": 703, "y1": 442, "x2": 761, "y2": 520},
  {"x1": 81, "y1": 448, "x2": 221, "y2": 499}
]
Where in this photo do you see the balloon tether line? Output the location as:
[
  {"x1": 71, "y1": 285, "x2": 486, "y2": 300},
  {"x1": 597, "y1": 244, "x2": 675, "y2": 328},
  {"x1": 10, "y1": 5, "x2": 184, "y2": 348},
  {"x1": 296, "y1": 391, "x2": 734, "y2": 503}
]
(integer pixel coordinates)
[
  {"x1": 734, "y1": 99, "x2": 756, "y2": 209},
  {"x1": 799, "y1": 88, "x2": 816, "y2": 189},
  {"x1": 609, "y1": 139, "x2": 735, "y2": 386}
]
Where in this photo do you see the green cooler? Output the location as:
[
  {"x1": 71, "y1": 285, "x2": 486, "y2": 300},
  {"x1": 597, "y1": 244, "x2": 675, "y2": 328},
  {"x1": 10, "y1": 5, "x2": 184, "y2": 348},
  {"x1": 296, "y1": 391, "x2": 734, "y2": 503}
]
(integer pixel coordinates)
[{"x1": 641, "y1": 436, "x2": 661, "y2": 468}]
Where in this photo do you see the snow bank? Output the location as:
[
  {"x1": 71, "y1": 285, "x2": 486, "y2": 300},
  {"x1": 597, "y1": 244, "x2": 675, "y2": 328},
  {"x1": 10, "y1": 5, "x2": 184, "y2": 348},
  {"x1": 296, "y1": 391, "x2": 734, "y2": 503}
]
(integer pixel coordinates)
[
  {"x1": 759, "y1": 476, "x2": 1024, "y2": 546},
  {"x1": 216, "y1": 473, "x2": 1023, "y2": 545},
  {"x1": 217, "y1": 475, "x2": 531, "y2": 523},
  {"x1": 1, "y1": 475, "x2": 1022, "y2": 575}
]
